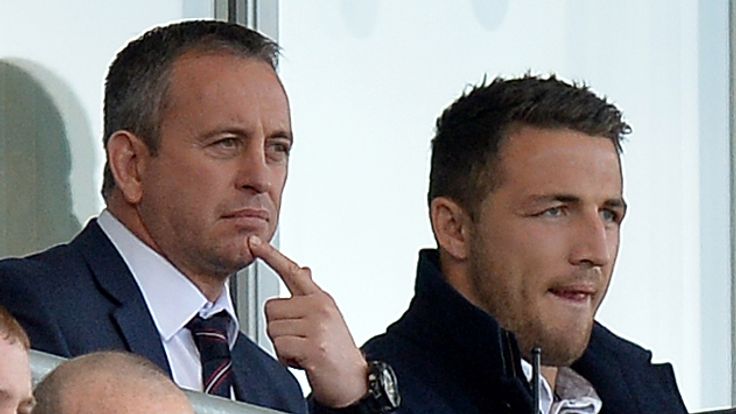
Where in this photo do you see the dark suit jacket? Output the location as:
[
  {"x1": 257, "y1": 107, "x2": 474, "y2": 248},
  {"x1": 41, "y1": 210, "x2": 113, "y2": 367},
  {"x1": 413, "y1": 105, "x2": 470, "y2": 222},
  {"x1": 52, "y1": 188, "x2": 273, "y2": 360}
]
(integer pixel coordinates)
[{"x1": 0, "y1": 220, "x2": 307, "y2": 414}]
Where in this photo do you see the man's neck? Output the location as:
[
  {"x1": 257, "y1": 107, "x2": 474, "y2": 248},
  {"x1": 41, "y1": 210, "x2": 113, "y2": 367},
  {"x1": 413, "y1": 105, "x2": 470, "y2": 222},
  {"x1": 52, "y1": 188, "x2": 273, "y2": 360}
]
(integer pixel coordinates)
[
  {"x1": 104, "y1": 203, "x2": 227, "y2": 302},
  {"x1": 541, "y1": 366, "x2": 558, "y2": 390},
  {"x1": 184, "y1": 272, "x2": 228, "y2": 302}
]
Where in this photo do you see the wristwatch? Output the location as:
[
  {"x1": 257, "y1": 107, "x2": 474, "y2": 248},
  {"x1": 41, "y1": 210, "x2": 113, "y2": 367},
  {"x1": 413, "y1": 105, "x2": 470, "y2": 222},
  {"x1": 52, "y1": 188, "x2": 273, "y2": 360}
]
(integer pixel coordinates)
[{"x1": 335, "y1": 360, "x2": 401, "y2": 413}]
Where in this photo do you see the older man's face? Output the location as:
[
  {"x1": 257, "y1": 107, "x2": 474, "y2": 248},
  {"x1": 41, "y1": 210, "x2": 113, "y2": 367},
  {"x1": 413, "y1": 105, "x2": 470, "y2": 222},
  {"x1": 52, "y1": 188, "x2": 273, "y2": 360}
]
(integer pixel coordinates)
[
  {"x1": 0, "y1": 337, "x2": 33, "y2": 414},
  {"x1": 135, "y1": 52, "x2": 292, "y2": 281}
]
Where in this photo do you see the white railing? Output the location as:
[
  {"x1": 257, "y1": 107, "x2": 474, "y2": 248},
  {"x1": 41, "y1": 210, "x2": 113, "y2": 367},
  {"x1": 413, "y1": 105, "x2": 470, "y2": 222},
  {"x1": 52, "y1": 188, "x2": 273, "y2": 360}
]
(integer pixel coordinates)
[{"x1": 29, "y1": 350, "x2": 287, "y2": 414}]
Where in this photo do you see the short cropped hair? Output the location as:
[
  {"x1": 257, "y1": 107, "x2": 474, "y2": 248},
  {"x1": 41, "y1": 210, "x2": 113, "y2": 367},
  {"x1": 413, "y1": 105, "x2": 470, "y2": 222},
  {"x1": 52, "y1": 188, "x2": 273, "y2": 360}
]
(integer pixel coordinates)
[
  {"x1": 428, "y1": 74, "x2": 631, "y2": 218},
  {"x1": 101, "y1": 20, "x2": 280, "y2": 198},
  {"x1": 33, "y1": 351, "x2": 185, "y2": 414},
  {"x1": 0, "y1": 305, "x2": 30, "y2": 350}
]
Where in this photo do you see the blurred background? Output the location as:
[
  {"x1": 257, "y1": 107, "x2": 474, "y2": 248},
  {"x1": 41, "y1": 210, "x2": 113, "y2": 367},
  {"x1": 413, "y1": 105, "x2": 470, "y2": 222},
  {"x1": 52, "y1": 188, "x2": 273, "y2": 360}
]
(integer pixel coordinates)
[{"x1": 0, "y1": 1, "x2": 731, "y2": 411}]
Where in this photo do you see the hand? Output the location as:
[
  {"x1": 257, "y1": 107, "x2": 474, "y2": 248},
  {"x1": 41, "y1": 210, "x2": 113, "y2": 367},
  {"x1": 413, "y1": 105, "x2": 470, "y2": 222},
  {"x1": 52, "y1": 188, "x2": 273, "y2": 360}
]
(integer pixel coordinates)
[{"x1": 248, "y1": 236, "x2": 369, "y2": 408}]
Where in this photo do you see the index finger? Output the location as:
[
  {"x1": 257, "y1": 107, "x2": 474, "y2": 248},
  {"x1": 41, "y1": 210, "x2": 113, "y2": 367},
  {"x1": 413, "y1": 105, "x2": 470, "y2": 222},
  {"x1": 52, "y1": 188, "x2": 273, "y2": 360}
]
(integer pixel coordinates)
[{"x1": 248, "y1": 235, "x2": 319, "y2": 296}]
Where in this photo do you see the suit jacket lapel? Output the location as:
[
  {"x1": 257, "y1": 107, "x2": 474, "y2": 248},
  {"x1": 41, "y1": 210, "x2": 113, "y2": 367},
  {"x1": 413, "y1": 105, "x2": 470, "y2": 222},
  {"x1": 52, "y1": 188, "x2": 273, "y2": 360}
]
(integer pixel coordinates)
[
  {"x1": 74, "y1": 220, "x2": 172, "y2": 374},
  {"x1": 232, "y1": 335, "x2": 258, "y2": 402}
]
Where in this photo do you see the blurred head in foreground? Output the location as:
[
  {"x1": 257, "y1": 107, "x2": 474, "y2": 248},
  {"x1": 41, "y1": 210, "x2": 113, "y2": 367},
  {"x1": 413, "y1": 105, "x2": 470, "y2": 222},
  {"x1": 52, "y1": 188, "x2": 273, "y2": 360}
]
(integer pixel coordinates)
[
  {"x1": 0, "y1": 306, "x2": 33, "y2": 414},
  {"x1": 32, "y1": 351, "x2": 193, "y2": 414}
]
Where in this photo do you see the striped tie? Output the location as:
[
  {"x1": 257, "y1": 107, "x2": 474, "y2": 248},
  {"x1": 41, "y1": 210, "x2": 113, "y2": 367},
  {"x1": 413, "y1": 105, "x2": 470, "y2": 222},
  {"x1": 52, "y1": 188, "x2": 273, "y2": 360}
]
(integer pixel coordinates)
[{"x1": 187, "y1": 311, "x2": 234, "y2": 398}]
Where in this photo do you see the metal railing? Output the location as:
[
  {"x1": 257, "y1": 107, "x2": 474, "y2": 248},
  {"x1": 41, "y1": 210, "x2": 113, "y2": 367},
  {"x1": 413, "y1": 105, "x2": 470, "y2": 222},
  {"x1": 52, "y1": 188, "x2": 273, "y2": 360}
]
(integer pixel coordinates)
[{"x1": 30, "y1": 350, "x2": 287, "y2": 414}]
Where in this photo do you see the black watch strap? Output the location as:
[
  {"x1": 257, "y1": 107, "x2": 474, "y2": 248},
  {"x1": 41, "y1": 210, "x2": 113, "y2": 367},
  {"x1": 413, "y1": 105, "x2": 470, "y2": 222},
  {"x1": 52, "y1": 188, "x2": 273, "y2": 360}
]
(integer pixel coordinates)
[{"x1": 328, "y1": 360, "x2": 401, "y2": 414}]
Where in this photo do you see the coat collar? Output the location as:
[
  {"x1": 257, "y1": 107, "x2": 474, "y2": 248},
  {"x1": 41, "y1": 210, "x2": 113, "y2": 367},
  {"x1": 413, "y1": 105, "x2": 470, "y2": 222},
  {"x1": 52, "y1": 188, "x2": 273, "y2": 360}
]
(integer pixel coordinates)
[
  {"x1": 392, "y1": 249, "x2": 532, "y2": 408},
  {"x1": 409, "y1": 249, "x2": 524, "y2": 378}
]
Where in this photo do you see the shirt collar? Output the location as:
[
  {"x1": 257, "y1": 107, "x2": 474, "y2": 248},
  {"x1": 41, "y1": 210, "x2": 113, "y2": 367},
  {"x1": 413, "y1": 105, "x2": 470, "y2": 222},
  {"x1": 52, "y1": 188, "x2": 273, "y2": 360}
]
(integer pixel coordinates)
[
  {"x1": 520, "y1": 359, "x2": 602, "y2": 414},
  {"x1": 521, "y1": 358, "x2": 555, "y2": 414},
  {"x1": 97, "y1": 210, "x2": 240, "y2": 348}
]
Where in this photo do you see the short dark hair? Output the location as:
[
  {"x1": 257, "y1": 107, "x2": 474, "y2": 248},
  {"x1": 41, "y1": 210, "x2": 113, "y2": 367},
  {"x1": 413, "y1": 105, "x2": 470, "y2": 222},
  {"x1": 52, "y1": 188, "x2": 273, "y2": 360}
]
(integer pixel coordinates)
[
  {"x1": 0, "y1": 305, "x2": 30, "y2": 350},
  {"x1": 428, "y1": 74, "x2": 631, "y2": 218},
  {"x1": 101, "y1": 20, "x2": 280, "y2": 198}
]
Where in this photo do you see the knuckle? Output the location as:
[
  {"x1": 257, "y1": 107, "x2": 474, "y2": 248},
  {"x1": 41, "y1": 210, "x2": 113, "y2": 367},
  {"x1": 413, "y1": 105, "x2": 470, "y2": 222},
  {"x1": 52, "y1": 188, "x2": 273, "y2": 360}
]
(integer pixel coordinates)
[
  {"x1": 322, "y1": 291, "x2": 336, "y2": 304},
  {"x1": 316, "y1": 340, "x2": 329, "y2": 358},
  {"x1": 288, "y1": 262, "x2": 301, "y2": 275},
  {"x1": 315, "y1": 301, "x2": 334, "y2": 318},
  {"x1": 264, "y1": 301, "x2": 275, "y2": 316},
  {"x1": 313, "y1": 320, "x2": 328, "y2": 337}
]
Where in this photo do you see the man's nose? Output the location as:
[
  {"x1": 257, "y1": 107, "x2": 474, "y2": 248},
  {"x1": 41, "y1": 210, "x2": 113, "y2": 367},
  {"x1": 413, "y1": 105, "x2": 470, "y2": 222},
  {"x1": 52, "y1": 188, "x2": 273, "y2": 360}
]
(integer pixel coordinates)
[
  {"x1": 569, "y1": 212, "x2": 614, "y2": 268},
  {"x1": 235, "y1": 140, "x2": 272, "y2": 194}
]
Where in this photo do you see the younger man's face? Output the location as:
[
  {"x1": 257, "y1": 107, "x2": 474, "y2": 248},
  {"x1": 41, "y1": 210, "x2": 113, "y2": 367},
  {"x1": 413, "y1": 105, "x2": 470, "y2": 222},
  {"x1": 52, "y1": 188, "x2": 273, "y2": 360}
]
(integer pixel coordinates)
[{"x1": 466, "y1": 126, "x2": 625, "y2": 365}]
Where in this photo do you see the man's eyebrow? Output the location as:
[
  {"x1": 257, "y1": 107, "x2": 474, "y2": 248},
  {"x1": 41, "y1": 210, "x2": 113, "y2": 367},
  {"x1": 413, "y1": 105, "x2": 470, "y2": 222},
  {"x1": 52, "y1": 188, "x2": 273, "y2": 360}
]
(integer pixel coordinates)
[
  {"x1": 524, "y1": 194, "x2": 627, "y2": 210},
  {"x1": 525, "y1": 194, "x2": 581, "y2": 205},
  {"x1": 269, "y1": 129, "x2": 294, "y2": 142},
  {"x1": 203, "y1": 126, "x2": 294, "y2": 141},
  {"x1": 604, "y1": 197, "x2": 628, "y2": 211}
]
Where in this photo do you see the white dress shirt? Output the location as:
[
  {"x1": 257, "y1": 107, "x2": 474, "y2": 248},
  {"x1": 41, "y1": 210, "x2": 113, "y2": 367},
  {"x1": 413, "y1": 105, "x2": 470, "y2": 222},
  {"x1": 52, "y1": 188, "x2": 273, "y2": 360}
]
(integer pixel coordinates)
[
  {"x1": 521, "y1": 359, "x2": 602, "y2": 414},
  {"x1": 98, "y1": 210, "x2": 240, "y2": 392}
]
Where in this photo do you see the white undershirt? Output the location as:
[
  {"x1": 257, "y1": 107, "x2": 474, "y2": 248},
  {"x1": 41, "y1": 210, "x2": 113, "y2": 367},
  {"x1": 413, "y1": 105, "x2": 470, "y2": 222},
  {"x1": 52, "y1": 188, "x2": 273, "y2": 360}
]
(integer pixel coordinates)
[
  {"x1": 98, "y1": 210, "x2": 240, "y2": 392},
  {"x1": 521, "y1": 359, "x2": 602, "y2": 414}
]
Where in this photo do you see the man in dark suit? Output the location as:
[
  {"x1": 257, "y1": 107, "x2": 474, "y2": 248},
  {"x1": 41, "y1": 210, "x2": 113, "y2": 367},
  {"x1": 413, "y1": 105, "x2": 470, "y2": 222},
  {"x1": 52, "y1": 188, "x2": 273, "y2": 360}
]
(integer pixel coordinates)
[
  {"x1": 0, "y1": 21, "x2": 393, "y2": 414},
  {"x1": 361, "y1": 75, "x2": 689, "y2": 413}
]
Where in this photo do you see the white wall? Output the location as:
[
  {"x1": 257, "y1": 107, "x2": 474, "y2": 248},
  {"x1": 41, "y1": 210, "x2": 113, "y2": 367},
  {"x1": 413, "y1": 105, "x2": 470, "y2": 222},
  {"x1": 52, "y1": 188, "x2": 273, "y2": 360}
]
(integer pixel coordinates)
[
  {"x1": 0, "y1": 1, "x2": 730, "y2": 409},
  {"x1": 0, "y1": 1, "x2": 214, "y2": 234},
  {"x1": 278, "y1": 1, "x2": 732, "y2": 409}
]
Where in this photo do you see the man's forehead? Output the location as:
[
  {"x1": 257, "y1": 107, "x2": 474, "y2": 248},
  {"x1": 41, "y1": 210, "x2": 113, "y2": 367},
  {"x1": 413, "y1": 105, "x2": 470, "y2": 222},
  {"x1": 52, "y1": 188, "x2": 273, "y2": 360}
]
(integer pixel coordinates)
[
  {"x1": 490, "y1": 127, "x2": 623, "y2": 199},
  {"x1": 171, "y1": 49, "x2": 276, "y2": 76},
  {"x1": 161, "y1": 51, "x2": 291, "y2": 131}
]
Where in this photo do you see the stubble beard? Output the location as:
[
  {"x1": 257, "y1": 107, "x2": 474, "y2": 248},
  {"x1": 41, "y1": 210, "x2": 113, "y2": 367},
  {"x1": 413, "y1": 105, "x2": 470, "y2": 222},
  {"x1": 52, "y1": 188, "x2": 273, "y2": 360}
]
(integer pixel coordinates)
[{"x1": 468, "y1": 252, "x2": 593, "y2": 367}]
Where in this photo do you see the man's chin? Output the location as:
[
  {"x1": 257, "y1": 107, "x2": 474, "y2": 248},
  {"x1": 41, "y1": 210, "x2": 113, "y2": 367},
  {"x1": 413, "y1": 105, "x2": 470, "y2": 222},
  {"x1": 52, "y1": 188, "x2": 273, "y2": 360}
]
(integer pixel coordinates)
[
  {"x1": 205, "y1": 245, "x2": 258, "y2": 277},
  {"x1": 218, "y1": 230, "x2": 273, "y2": 264},
  {"x1": 543, "y1": 332, "x2": 592, "y2": 366},
  {"x1": 517, "y1": 325, "x2": 593, "y2": 367}
]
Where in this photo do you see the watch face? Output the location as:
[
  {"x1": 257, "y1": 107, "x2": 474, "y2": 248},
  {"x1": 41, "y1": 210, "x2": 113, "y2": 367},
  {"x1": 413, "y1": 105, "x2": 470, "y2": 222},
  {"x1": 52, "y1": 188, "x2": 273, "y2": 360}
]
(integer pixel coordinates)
[
  {"x1": 381, "y1": 368, "x2": 401, "y2": 407},
  {"x1": 372, "y1": 361, "x2": 400, "y2": 409}
]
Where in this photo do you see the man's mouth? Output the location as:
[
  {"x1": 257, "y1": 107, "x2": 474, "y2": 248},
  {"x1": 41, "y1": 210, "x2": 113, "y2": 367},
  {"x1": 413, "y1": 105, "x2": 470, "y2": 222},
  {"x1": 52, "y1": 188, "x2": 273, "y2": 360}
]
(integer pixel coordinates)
[
  {"x1": 548, "y1": 284, "x2": 596, "y2": 305},
  {"x1": 222, "y1": 208, "x2": 270, "y2": 228}
]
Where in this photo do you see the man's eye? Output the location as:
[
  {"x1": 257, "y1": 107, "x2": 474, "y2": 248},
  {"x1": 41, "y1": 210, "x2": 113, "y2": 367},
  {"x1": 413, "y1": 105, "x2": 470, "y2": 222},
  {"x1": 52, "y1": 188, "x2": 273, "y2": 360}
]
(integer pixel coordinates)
[
  {"x1": 540, "y1": 207, "x2": 564, "y2": 217},
  {"x1": 272, "y1": 143, "x2": 290, "y2": 154},
  {"x1": 601, "y1": 209, "x2": 619, "y2": 223},
  {"x1": 267, "y1": 140, "x2": 291, "y2": 161},
  {"x1": 214, "y1": 137, "x2": 239, "y2": 148}
]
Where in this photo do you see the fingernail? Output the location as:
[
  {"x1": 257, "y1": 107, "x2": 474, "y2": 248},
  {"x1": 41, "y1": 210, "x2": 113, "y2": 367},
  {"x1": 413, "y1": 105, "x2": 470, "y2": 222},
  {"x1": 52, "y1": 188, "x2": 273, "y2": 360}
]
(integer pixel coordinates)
[{"x1": 250, "y1": 235, "x2": 262, "y2": 246}]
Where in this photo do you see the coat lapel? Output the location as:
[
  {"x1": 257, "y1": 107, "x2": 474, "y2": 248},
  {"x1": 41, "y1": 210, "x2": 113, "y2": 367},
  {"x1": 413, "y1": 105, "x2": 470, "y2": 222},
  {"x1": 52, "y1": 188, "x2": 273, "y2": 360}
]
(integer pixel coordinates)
[
  {"x1": 231, "y1": 334, "x2": 261, "y2": 402},
  {"x1": 74, "y1": 220, "x2": 172, "y2": 374}
]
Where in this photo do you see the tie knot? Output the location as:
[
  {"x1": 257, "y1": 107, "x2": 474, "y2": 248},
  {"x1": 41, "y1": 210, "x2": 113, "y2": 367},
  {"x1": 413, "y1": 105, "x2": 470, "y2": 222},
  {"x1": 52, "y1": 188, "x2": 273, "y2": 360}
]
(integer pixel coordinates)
[{"x1": 187, "y1": 311, "x2": 231, "y2": 344}]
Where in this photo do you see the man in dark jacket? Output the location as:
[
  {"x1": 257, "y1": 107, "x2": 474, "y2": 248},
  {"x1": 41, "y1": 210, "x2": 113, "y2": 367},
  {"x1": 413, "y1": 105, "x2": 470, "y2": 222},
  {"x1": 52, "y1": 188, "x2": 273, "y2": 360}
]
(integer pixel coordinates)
[{"x1": 362, "y1": 75, "x2": 689, "y2": 413}]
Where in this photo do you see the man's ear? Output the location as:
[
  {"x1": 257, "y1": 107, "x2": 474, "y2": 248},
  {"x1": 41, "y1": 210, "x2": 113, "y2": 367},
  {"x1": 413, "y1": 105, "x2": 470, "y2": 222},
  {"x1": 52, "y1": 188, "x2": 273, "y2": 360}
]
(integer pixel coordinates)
[
  {"x1": 106, "y1": 131, "x2": 150, "y2": 204},
  {"x1": 430, "y1": 197, "x2": 472, "y2": 261}
]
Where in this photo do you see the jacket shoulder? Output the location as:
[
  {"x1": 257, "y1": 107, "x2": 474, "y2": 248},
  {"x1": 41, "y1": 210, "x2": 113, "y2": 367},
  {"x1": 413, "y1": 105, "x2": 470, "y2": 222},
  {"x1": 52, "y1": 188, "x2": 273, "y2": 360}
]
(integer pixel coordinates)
[
  {"x1": 574, "y1": 322, "x2": 689, "y2": 413},
  {"x1": 0, "y1": 234, "x2": 116, "y2": 357}
]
